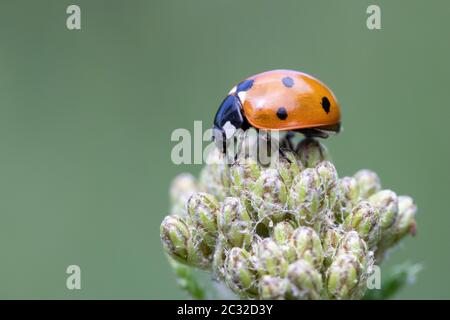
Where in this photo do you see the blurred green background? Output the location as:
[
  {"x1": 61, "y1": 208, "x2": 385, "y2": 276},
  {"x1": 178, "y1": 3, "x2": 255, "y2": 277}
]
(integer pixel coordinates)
[{"x1": 0, "y1": 0, "x2": 449, "y2": 299}]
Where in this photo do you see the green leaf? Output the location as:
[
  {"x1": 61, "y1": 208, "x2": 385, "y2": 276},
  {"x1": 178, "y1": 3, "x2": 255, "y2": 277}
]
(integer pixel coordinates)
[{"x1": 168, "y1": 257, "x2": 206, "y2": 300}]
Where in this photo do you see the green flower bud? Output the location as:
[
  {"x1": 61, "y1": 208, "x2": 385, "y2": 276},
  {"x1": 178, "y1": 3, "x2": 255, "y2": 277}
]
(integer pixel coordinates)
[
  {"x1": 321, "y1": 228, "x2": 344, "y2": 268},
  {"x1": 188, "y1": 192, "x2": 219, "y2": 232},
  {"x1": 160, "y1": 215, "x2": 190, "y2": 263},
  {"x1": 185, "y1": 233, "x2": 213, "y2": 269},
  {"x1": 288, "y1": 168, "x2": 323, "y2": 227},
  {"x1": 251, "y1": 169, "x2": 288, "y2": 223},
  {"x1": 326, "y1": 253, "x2": 362, "y2": 300},
  {"x1": 380, "y1": 195, "x2": 417, "y2": 248},
  {"x1": 368, "y1": 190, "x2": 399, "y2": 232},
  {"x1": 187, "y1": 192, "x2": 220, "y2": 247},
  {"x1": 170, "y1": 173, "x2": 197, "y2": 216},
  {"x1": 339, "y1": 177, "x2": 360, "y2": 204},
  {"x1": 225, "y1": 247, "x2": 257, "y2": 296},
  {"x1": 287, "y1": 260, "x2": 323, "y2": 300},
  {"x1": 212, "y1": 235, "x2": 228, "y2": 280},
  {"x1": 334, "y1": 177, "x2": 360, "y2": 222},
  {"x1": 276, "y1": 150, "x2": 303, "y2": 189},
  {"x1": 253, "y1": 238, "x2": 289, "y2": 277},
  {"x1": 218, "y1": 197, "x2": 253, "y2": 248},
  {"x1": 344, "y1": 201, "x2": 380, "y2": 247},
  {"x1": 230, "y1": 157, "x2": 261, "y2": 196},
  {"x1": 296, "y1": 138, "x2": 328, "y2": 168},
  {"x1": 218, "y1": 197, "x2": 251, "y2": 227},
  {"x1": 271, "y1": 221, "x2": 296, "y2": 245},
  {"x1": 227, "y1": 222, "x2": 254, "y2": 250},
  {"x1": 316, "y1": 161, "x2": 339, "y2": 209},
  {"x1": 259, "y1": 275, "x2": 290, "y2": 300},
  {"x1": 199, "y1": 148, "x2": 231, "y2": 201},
  {"x1": 290, "y1": 227, "x2": 324, "y2": 269},
  {"x1": 337, "y1": 231, "x2": 368, "y2": 265},
  {"x1": 396, "y1": 195, "x2": 417, "y2": 236},
  {"x1": 270, "y1": 221, "x2": 297, "y2": 263},
  {"x1": 354, "y1": 169, "x2": 381, "y2": 199}
]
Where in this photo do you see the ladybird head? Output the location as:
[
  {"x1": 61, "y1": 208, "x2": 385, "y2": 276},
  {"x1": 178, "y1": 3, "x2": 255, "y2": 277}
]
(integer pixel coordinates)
[{"x1": 213, "y1": 95, "x2": 248, "y2": 152}]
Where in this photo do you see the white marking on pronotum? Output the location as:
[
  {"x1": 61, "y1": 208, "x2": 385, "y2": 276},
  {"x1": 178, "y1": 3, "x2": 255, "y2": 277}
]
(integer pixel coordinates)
[
  {"x1": 237, "y1": 91, "x2": 247, "y2": 103},
  {"x1": 222, "y1": 121, "x2": 237, "y2": 139},
  {"x1": 228, "y1": 86, "x2": 237, "y2": 95}
]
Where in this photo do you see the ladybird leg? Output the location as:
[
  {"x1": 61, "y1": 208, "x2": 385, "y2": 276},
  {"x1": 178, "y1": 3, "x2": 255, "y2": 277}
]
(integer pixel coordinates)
[
  {"x1": 213, "y1": 128, "x2": 228, "y2": 154},
  {"x1": 298, "y1": 128, "x2": 329, "y2": 139},
  {"x1": 233, "y1": 128, "x2": 246, "y2": 159},
  {"x1": 286, "y1": 131, "x2": 295, "y2": 149},
  {"x1": 280, "y1": 131, "x2": 295, "y2": 150},
  {"x1": 279, "y1": 148, "x2": 287, "y2": 160},
  {"x1": 276, "y1": 146, "x2": 294, "y2": 164},
  {"x1": 257, "y1": 129, "x2": 274, "y2": 166}
]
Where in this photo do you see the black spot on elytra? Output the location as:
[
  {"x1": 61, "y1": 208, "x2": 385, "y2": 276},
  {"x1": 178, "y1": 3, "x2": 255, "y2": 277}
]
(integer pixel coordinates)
[
  {"x1": 321, "y1": 97, "x2": 331, "y2": 114},
  {"x1": 282, "y1": 76, "x2": 294, "y2": 88},
  {"x1": 276, "y1": 107, "x2": 288, "y2": 120},
  {"x1": 236, "y1": 79, "x2": 254, "y2": 92}
]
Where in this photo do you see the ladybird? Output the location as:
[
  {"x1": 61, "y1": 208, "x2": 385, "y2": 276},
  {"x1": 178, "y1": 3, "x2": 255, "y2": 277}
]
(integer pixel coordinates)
[{"x1": 213, "y1": 69, "x2": 341, "y2": 151}]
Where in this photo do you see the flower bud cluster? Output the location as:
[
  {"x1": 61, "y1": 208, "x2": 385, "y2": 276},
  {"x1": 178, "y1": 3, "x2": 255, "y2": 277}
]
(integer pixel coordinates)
[{"x1": 161, "y1": 137, "x2": 417, "y2": 299}]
